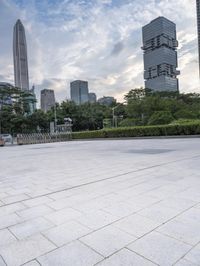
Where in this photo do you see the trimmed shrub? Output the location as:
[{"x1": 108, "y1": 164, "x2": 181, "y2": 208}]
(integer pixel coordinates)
[{"x1": 72, "y1": 122, "x2": 200, "y2": 140}]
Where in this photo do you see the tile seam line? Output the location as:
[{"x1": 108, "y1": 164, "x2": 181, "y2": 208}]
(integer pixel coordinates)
[{"x1": 1, "y1": 154, "x2": 200, "y2": 209}]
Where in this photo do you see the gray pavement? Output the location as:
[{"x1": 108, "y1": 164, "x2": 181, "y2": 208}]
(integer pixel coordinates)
[{"x1": 0, "y1": 138, "x2": 200, "y2": 265}]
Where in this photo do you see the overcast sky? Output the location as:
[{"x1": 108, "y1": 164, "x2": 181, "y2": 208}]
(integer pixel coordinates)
[{"x1": 0, "y1": 0, "x2": 199, "y2": 103}]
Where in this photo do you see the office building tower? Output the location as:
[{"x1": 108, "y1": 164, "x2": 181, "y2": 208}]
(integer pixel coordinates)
[
  {"x1": 0, "y1": 82, "x2": 13, "y2": 107},
  {"x1": 89, "y1": 92, "x2": 97, "y2": 103},
  {"x1": 197, "y1": 0, "x2": 200, "y2": 77},
  {"x1": 70, "y1": 80, "x2": 89, "y2": 105},
  {"x1": 142, "y1": 17, "x2": 180, "y2": 92},
  {"x1": 41, "y1": 89, "x2": 55, "y2": 112},
  {"x1": 98, "y1": 96, "x2": 116, "y2": 106},
  {"x1": 13, "y1": 19, "x2": 29, "y2": 90}
]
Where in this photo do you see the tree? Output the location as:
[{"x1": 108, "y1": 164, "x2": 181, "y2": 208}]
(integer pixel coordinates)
[{"x1": 148, "y1": 111, "x2": 174, "y2": 125}]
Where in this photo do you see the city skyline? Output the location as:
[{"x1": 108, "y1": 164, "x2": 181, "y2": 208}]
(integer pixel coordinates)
[{"x1": 0, "y1": 0, "x2": 199, "y2": 103}]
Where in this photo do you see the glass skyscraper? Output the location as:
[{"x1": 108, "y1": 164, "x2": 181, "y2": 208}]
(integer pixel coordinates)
[
  {"x1": 13, "y1": 19, "x2": 29, "y2": 91},
  {"x1": 70, "y1": 80, "x2": 89, "y2": 105},
  {"x1": 197, "y1": 0, "x2": 200, "y2": 77},
  {"x1": 142, "y1": 17, "x2": 180, "y2": 92}
]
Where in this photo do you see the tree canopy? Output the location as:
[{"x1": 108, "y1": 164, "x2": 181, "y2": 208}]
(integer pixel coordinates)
[{"x1": 1, "y1": 86, "x2": 200, "y2": 134}]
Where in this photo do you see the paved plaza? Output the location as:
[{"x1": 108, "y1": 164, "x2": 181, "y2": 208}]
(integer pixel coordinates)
[{"x1": 0, "y1": 138, "x2": 200, "y2": 265}]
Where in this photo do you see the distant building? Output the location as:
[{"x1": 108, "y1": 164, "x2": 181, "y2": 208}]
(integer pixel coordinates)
[
  {"x1": 0, "y1": 82, "x2": 13, "y2": 107},
  {"x1": 28, "y1": 85, "x2": 37, "y2": 114},
  {"x1": 89, "y1": 92, "x2": 97, "y2": 103},
  {"x1": 142, "y1": 17, "x2": 180, "y2": 92},
  {"x1": 41, "y1": 89, "x2": 55, "y2": 112},
  {"x1": 13, "y1": 19, "x2": 29, "y2": 91},
  {"x1": 70, "y1": 80, "x2": 89, "y2": 105},
  {"x1": 197, "y1": 0, "x2": 200, "y2": 77},
  {"x1": 98, "y1": 96, "x2": 116, "y2": 106}
]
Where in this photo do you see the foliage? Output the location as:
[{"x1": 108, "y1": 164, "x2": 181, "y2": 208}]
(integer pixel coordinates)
[
  {"x1": 1, "y1": 86, "x2": 200, "y2": 135},
  {"x1": 72, "y1": 122, "x2": 200, "y2": 139},
  {"x1": 148, "y1": 111, "x2": 174, "y2": 125},
  {"x1": 118, "y1": 118, "x2": 138, "y2": 127}
]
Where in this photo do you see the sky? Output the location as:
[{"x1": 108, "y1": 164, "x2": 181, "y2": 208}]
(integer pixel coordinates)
[{"x1": 0, "y1": 0, "x2": 199, "y2": 104}]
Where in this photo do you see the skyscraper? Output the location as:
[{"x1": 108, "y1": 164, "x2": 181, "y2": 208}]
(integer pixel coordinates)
[
  {"x1": 197, "y1": 0, "x2": 200, "y2": 77},
  {"x1": 13, "y1": 19, "x2": 29, "y2": 90},
  {"x1": 142, "y1": 17, "x2": 180, "y2": 92},
  {"x1": 89, "y1": 92, "x2": 97, "y2": 103},
  {"x1": 41, "y1": 89, "x2": 55, "y2": 112},
  {"x1": 70, "y1": 80, "x2": 89, "y2": 105}
]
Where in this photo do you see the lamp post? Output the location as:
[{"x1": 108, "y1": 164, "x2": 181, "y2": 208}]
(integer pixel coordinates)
[
  {"x1": 54, "y1": 104, "x2": 57, "y2": 133},
  {"x1": 0, "y1": 104, "x2": 1, "y2": 134},
  {"x1": 112, "y1": 102, "x2": 125, "y2": 128}
]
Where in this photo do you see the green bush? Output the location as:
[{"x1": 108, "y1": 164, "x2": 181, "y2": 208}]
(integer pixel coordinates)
[
  {"x1": 174, "y1": 109, "x2": 197, "y2": 120},
  {"x1": 119, "y1": 118, "x2": 139, "y2": 127},
  {"x1": 72, "y1": 122, "x2": 200, "y2": 140},
  {"x1": 170, "y1": 119, "x2": 200, "y2": 125},
  {"x1": 148, "y1": 111, "x2": 174, "y2": 125}
]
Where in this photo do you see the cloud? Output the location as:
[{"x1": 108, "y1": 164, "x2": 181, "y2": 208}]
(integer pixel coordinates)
[{"x1": 0, "y1": 0, "x2": 199, "y2": 106}]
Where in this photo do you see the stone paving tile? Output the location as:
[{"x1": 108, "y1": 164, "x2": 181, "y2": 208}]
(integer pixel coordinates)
[
  {"x1": 102, "y1": 201, "x2": 140, "y2": 218},
  {"x1": 96, "y1": 248, "x2": 157, "y2": 266},
  {"x1": 0, "y1": 229, "x2": 17, "y2": 246},
  {"x1": 128, "y1": 231, "x2": 192, "y2": 266},
  {"x1": 1, "y1": 194, "x2": 30, "y2": 204},
  {"x1": 46, "y1": 197, "x2": 72, "y2": 210},
  {"x1": 175, "y1": 258, "x2": 198, "y2": 266},
  {"x1": 157, "y1": 219, "x2": 200, "y2": 246},
  {"x1": 23, "y1": 260, "x2": 41, "y2": 266},
  {"x1": 0, "y1": 256, "x2": 6, "y2": 266},
  {"x1": 43, "y1": 220, "x2": 91, "y2": 247},
  {"x1": 138, "y1": 203, "x2": 181, "y2": 223},
  {"x1": 0, "y1": 213, "x2": 22, "y2": 230},
  {"x1": 77, "y1": 210, "x2": 119, "y2": 230},
  {"x1": 80, "y1": 225, "x2": 136, "y2": 257},
  {"x1": 23, "y1": 196, "x2": 53, "y2": 208},
  {"x1": 113, "y1": 213, "x2": 160, "y2": 238},
  {"x1": 156, "y1": 197, "x2": 197, "y2": 212},
  {"x1": 0, "y1": 202, "x2": 26, "y2": 216},
  {"x1": 44, "y1": 207, "x2": 82, "y2": 225},
  {"x1": 38, "y1": 240, "x2": 103, "y2": 266},
  {"x1": 9, "y1": 217, "x2": 54, "y2": 240},
  {"x1": 1, "y1": 139, "x2": 200, "y2": 265},
  {"x1": 0, "y1": 234, "x2": 56, "y2": 266},
  {"x1": 183, "y1": 244, "x2": 200, "y2": 265},
  {"x1": 175, "y1": 207, "x2": 200, "y2": 223},
  {"x1": 17, "y1": 205, "x2": 53, "y2": 220}
]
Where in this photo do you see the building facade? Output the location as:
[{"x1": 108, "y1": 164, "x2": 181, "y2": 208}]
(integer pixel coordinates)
[
  {"x1": 197, "y1": 0, "x2": 200, "y2": 77},
  {"x1": 13, "y1": 19, "x2": 29, "y2": 91},
  {"x1": 89, "y1": 92, "x2": 97, "y2": 103},
  {"x1": 41, "y1": 89, "x2": 55, "y2": 112},
  {"x1": 142, "y1": 17, "x2": 180, "y2": 92},
  {"x1": 70, "y1": 80, "x2": 89, "y2": 105},
  {"x1": 98, "y1": 96, "x2": 116, "y2": 106},
  {"x1": 0, "y1": 82, "x2": 13, "y2": 107}
]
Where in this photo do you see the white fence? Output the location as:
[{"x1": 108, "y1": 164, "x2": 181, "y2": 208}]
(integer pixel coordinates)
[{"x1": 17, "y1": 132, "x2": 72, "y2": 145}]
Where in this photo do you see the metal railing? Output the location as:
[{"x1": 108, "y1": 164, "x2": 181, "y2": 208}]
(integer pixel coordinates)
[{"x1": 17, "y1": 132, "x2": 72, "y2": 145}]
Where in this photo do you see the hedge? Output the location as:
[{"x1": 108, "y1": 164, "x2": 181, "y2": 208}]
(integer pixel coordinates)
[{"x1": 72, "y1": 122, "x2": 200, "y2": 139}]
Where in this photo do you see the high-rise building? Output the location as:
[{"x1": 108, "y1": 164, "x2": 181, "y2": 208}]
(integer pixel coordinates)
[
  {"x1": 70, "y1": 80, "x2": 89, "y2": 105},
  {"x1": 142, "y1": 17, "x2": 180, "y2": 92},
  {"x1": 13, "y1": 19, "x2": 29, "y2": 91},
  {"x1": 89, "y1": 92, "x2": 97, "y2": 103},
  {"x1": 41, "y1": 89, "x2": 55, "y2": 112},
  {"x1": 197, "y1": 0, "x2": 200, "y2": 77},
  {"x1": 98, "y1": 96, "x2": 116, "y2": 106},
  {"x1": 0, "y1": 82, "x2": 13, "y2": 107}
]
